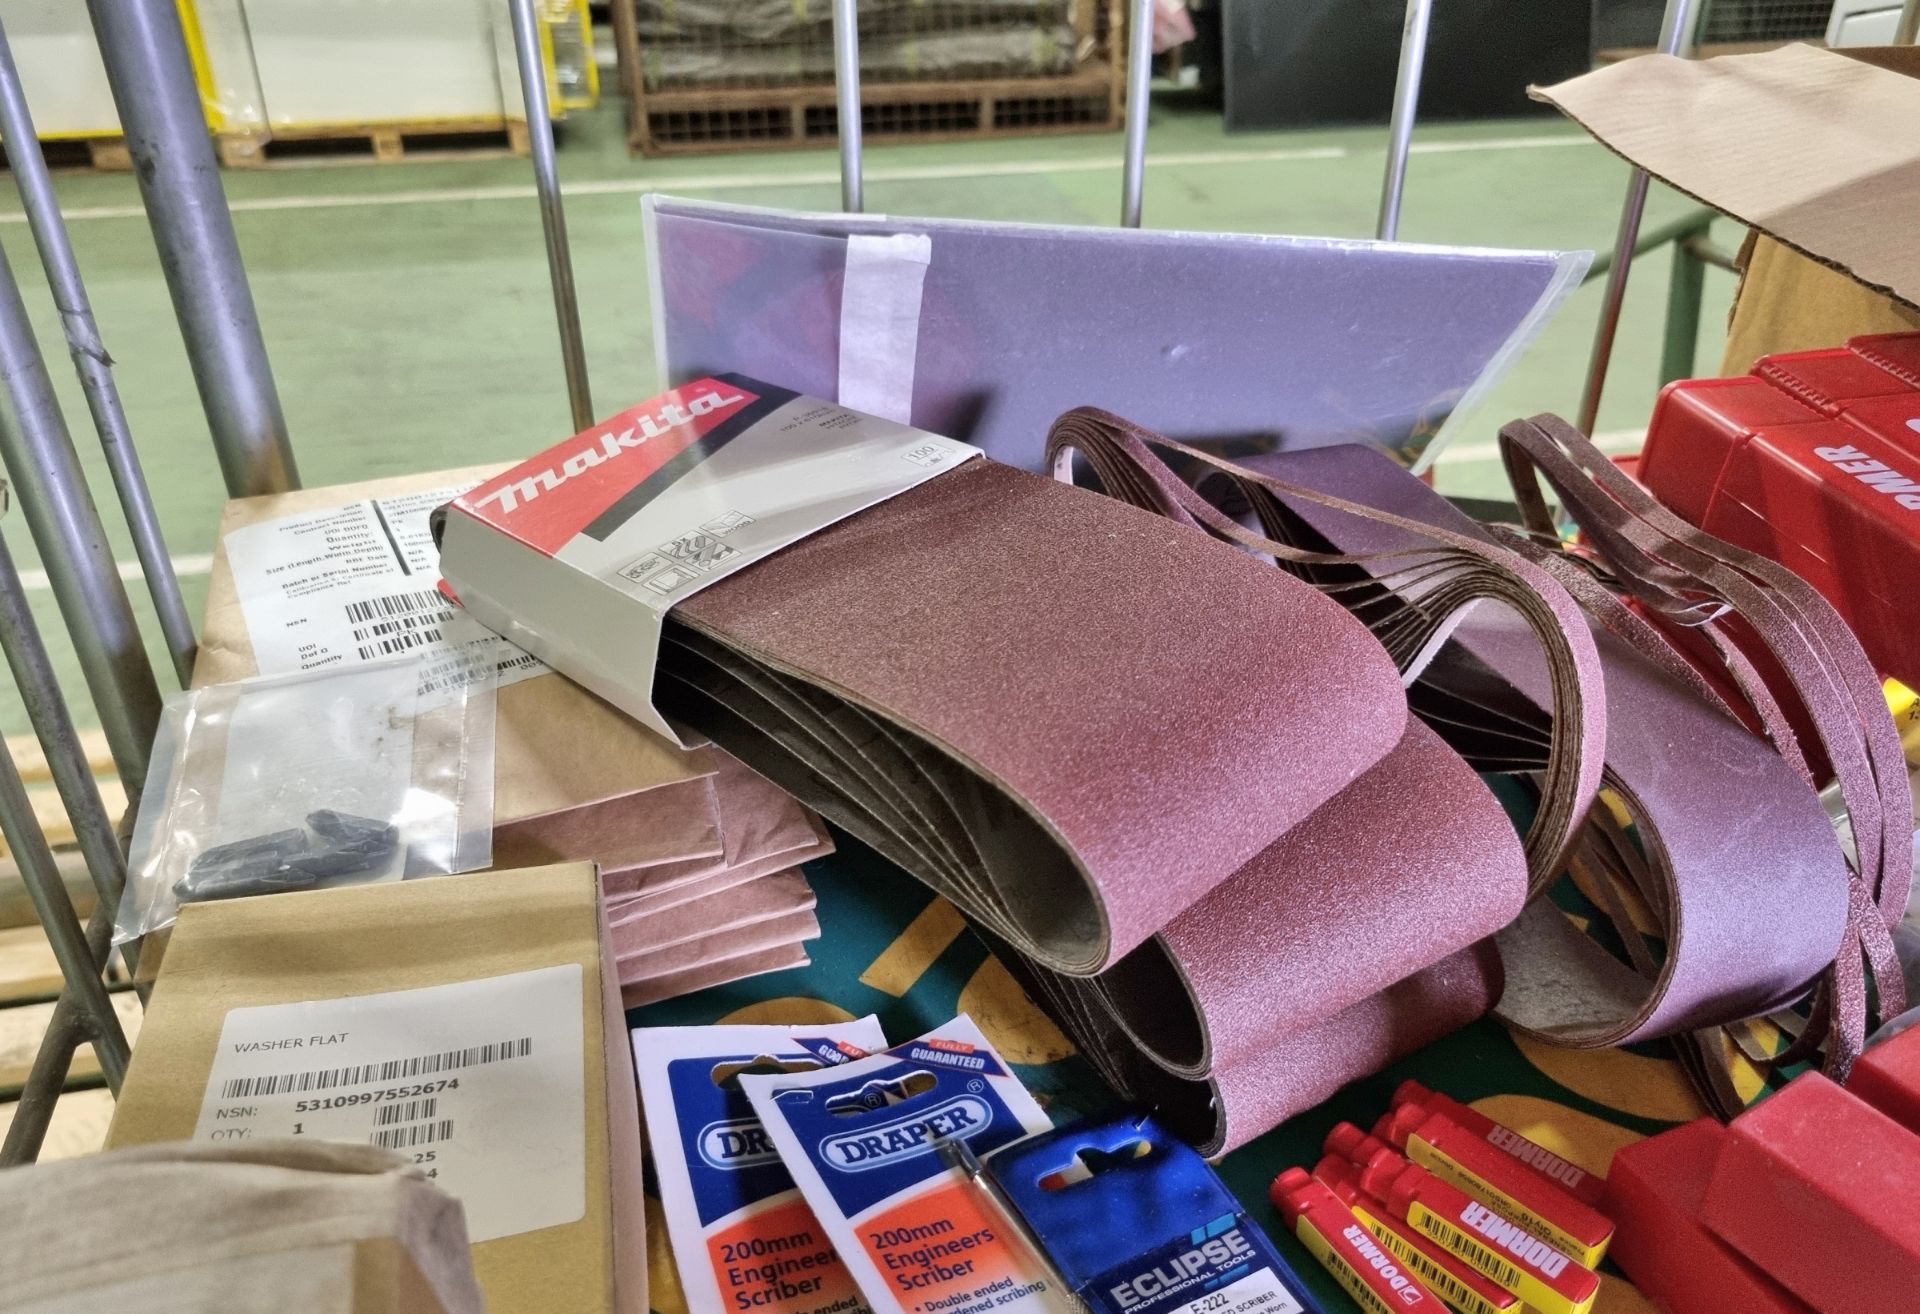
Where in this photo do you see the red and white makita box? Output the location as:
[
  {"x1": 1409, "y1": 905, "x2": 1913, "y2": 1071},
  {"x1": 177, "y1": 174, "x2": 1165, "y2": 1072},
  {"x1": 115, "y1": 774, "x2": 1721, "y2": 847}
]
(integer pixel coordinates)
[
  {"x1": 434, "y1": 374, "x2": 978, "y2": 743},
  {"x1": 1638, "y1": 332, "x2": 1920, "y2": 688}
]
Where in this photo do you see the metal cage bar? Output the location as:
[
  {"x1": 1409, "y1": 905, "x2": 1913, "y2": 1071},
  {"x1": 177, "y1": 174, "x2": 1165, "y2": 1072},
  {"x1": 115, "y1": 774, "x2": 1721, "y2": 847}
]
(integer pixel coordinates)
[
  {"x1": 1376, "y1": 0, "x2": 1434, "y2": 241},
  {"x1": 509, "y1": 0, "x2": 595, "y2": 431},
  {"x1": 0, "y1": 16, "x2": 196, "y2": 688},
  {"x1": 1576, "y1": 0, "x2": 1704, "y2": 435},
  {"x1": 0, "y1": 245, "x2": 162, "y2": 795},
  {"x1": 1120, "y1": 0, "x2": 1154, "y2": 227},
  {"x1": 88, "y1": 0, "x2": 299, "y2": 499},
  {"x1": 832, "y1": 0, "x2": 865, "y2": 212},
  {"x1": 0, "y1": 0, "x2": 302, "y2": 1169}
]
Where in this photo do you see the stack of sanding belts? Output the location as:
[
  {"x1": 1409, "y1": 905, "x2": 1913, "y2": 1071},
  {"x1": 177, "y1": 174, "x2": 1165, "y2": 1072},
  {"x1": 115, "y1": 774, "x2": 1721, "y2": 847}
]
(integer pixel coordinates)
[
  {"x1": 516, "y1": 749, "x2": 833, "y2": 1007},
  {"x1": 629, "y1": 404, "x2": 1908, "y2": 1149}
]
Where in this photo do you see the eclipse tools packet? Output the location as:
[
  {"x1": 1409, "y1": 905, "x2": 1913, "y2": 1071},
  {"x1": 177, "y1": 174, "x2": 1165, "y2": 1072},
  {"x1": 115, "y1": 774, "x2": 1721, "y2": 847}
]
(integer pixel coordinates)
[
  {"x1": 635, "y1": 1020, "x2": 888, "y2": 1314},
  {"x1": 991, "y1": 1112, "x2": 1325, "y2": 1314},
  {"x1": 739, "y1": 1017, "x2": 1074, "y2": 1314}
]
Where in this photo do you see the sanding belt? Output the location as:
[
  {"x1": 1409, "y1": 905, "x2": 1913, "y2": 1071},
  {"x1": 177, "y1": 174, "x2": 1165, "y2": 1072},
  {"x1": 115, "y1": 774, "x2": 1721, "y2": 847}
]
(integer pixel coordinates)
[
  {"x1": 1045, "y1": 408, "x2": 1910, "y2": 1117},
  {"x1": 646, "y1": 409, "x2": 1899, "y2": 1142},
  {"x1": 649, "y1": 448, "x2": 1614, "y2": 1152}
]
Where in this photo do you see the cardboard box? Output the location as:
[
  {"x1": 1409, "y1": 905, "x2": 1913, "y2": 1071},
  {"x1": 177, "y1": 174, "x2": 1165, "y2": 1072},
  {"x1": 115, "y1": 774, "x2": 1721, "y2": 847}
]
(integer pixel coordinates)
[
  {"x1": 1535, "y1": 44, "x2": 1920, "y2": 368},
  {"x1": 435, "y1": 378, "x2": 978, "y2": 744},
  {"x1": 1720, "y1": 234, "x2": 1920, "y2": 372},
  {"x1": 0, "y1": 1141, "x2": 487, "y2": 1314},
  {"x1": 195, "y1": 465, "x2": 713, "y2": 827},
  {"x1": 106, "y1": 863, "x2": 646, "y2": 1314}
]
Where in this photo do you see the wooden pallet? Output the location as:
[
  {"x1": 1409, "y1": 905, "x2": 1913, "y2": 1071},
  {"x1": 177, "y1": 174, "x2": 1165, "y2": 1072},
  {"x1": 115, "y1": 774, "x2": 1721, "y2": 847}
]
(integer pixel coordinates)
[
  {"x1": 1, "y1": 135, "x2": 132, "y2": 173},
  {"x1": 0, "y1": 730, "x2": 121, "y2": 930},
  {"x1": 0, "y1": 990, "x2": 142, "y2": 1092},
  {"x1": 0, "y1": 1085, "x2": 115, "y2": 1160},
  {"x1": 216, "y1": 116, "x2": 533, "y2": 169}
]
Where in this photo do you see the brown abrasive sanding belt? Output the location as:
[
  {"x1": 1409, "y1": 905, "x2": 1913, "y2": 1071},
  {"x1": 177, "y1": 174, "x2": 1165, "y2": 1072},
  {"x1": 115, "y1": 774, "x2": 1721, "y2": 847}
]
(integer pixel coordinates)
[
  {"x1": 652, "y1": 457, "x2": 1418, "y2": 976},
  {"x1": 652, "y1": 451, "x2": 1605, "y2": 1151},
  {"x1": 1058, "y1": 943, "x2": 1506, "y2": 1155},
  {"x1": 1011, "y1": 715, "x2": 1526, "y2": 1154},
  {"x1": 1045, "y1": 406, "x2": 1906, "y2": 1109}
]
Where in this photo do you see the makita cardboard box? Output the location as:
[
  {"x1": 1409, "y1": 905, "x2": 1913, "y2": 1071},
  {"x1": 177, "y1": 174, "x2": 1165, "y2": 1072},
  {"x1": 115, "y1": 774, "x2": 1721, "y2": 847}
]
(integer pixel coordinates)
[{"x1": 434, "y1": 375, "x2": 978, "y2": 744}]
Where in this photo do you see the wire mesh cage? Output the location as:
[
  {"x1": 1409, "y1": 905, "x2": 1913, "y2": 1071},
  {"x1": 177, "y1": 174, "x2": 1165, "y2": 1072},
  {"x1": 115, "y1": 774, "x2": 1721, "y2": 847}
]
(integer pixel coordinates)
[
  {"x1": 1697, "y1": 0, "x2": 1834, "y2": 43},
  {"x1": 611, "y1": 0, "x2": 1123, "y2": 154}
]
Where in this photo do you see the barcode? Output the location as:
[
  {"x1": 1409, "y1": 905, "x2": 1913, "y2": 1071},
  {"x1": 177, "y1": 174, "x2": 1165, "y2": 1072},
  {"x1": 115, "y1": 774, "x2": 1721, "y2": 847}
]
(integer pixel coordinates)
[
  {"x1": 1426, "y1": 1223, "x2": 1523, "y2": 1293},
  {"x1": 219, "y1": 1036, "x2": 533, "y2": 1099},
  {"x1": 356, "y1": 612, "x2": 444, "y2": 640},
  {"x1": 354, "y1": 626, "x2": 444, "y2": 661},
  {"x1": 1326, "y1": 1267, "x2": 1393, "y2": 1314},
  {"x1": 372, "y1": 1118, "x2": 455, "y2": 1150},
  {"x1": 346, "y1": 591, "x2": 448, "y2": 623},
  {"x1": 373, "y1": 1097, "x2": 439, "y2": 1128},
  {"x1": 1380, "y1": 1229, "x2": 1496, "y2": 1314},
  {"x1": 347, "y1": 589, "x2": 452, "y2": 660}
]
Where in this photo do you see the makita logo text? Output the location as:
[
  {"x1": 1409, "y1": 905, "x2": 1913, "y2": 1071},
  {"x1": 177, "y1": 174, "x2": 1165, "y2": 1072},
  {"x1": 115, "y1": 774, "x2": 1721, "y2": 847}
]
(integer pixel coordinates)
[
  {"x1": 477, "y1": 388, "x2": 748, "y2": 515},
  {"x1": 819, "y1": 1095, "x2": 989, "y2": 1172},
  {"x1": 697, "y1": 1117, "x2": 780, "y2": 1171},
  {"x1": 1484, "y1": 1126, "x2": 1588, "y2": 1191},
  {"x1": 1813, "y1": 443, "x2": 1920, "y2": 511},
  {"x1": 1342, "y1": 1224, "x2": 1426, "y2": 1307},
  {"x1": 1109, "y1": 1226, "x2": 1253, "y2": 1309},
  {"x1": 1458, "y1": 1203, "x2": 1570, "y2": 1277}
]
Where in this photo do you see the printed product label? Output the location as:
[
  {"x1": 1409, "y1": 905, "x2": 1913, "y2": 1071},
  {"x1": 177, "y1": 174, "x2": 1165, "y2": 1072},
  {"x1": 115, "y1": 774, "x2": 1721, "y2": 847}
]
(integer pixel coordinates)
[
  {"x1": 1407, "y1": 1138, "x2": 1592, "y2": 1263},
  {"x1": 855, "y1": 1176, "x2": 1058, "y2": 1314},
  {"x1": 225, "y1": 481, "x2": 546, "y2": 691},
  {"x1": 439, "y1": 376, "x2": 982, "y2": 744},
  {"x1": 1096, "y1": 1219, "x2": 1305, "y2": 1314},
  {"x1": 635, "y1": 1020, "x2": 888, "y2": 1314},
  {"x1": 740, "y1": 1017, "x2": 1073, "y2": 1314},
  {"x1": 1293, "y1": 1221, "x2": 1405, "y2": 1314},
  {"x1": 705, "y1": 1196, "x2": 865, "y2": 1314},
  {"x1": 1479, "y1": 1126, "x2": 1590, "y2": 1196},
  {"x1": 193, "y1": 964, "x2": 587, "y2": 1242},
  {"x1": 1350, "y1": 1204, "x2": 1509, "y2": 1314}
]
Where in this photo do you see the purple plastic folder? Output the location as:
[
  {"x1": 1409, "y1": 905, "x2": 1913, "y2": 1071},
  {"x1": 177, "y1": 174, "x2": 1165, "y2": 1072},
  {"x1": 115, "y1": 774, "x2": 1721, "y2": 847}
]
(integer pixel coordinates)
[{"x1": 643, "y1": 196, "x2": 1588, "y2": 471}]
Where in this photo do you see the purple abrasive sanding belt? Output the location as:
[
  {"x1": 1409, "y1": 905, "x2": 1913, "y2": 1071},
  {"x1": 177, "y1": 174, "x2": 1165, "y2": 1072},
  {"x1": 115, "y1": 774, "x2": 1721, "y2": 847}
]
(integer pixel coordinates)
[
  {"x1": 1018, "y1": 715, "x2": 1525, "y2": 1153},
  {"x1": 1237, "y1": 442, "x2": 1850, "y2": 1052},
  {"x1": 656, "y1": 457, "x2": 1412, "y2": 976},
  {"x1": 653, "y1": 455, "x2": 1538, "y2": 1151}
]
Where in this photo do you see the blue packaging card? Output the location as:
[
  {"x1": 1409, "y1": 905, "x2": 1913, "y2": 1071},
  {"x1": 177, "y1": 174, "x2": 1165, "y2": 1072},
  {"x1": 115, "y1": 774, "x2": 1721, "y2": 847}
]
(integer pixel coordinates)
[{"x1": 985, "y1": 1112, "x2": 1325, "y2": 1314}]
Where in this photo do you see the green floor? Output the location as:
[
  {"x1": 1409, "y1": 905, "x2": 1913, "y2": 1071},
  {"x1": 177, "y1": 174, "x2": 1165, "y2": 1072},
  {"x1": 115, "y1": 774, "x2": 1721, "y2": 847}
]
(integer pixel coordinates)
[{"x1": 0, "y1": 95, "x2": 1740, "y2": 742}]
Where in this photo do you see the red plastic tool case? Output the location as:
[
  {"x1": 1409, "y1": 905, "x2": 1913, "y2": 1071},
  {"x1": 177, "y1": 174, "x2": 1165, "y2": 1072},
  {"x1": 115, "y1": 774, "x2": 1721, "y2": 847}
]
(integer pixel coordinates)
[
  {"x1": 1700, "y1": 1073, "x2": 1920, "y2": 1314},
  {"x1": 1605, "y1": 1119, "x2": 1813, "y2": 1314},
  {"x1": 1638, "y1": 332, "x2": 1920, "y2": 687}
]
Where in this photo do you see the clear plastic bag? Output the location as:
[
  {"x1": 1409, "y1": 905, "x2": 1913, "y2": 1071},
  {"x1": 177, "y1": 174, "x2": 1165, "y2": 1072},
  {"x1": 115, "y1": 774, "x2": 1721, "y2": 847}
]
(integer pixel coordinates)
[{"x1": 115, "y1": 649, "x2": 497, "y2": 945}]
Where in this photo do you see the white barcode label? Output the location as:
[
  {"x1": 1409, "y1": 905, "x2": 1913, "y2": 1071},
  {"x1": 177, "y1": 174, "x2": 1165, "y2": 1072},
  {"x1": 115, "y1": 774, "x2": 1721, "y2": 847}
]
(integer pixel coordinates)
[
  {"x1": 219, "y1": 1036, "x2": 533, "y2": 1099},
  {"x1": 1171, "y1": 1271, "x2": 1303, "y2": 1314},
  {"x1": 223, "y1": 481, "x2": 548, "y2": 690},
  {"x1": 194, "y1": 965, "x2": 586, "y2": 1243}
]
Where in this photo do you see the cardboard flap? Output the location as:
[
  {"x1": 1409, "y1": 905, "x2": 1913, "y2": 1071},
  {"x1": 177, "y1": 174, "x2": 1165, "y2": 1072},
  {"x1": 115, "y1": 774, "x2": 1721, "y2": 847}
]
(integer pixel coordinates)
[{"x1": 1534, "y1": 44, "x2": 1920, "y2": 312}]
